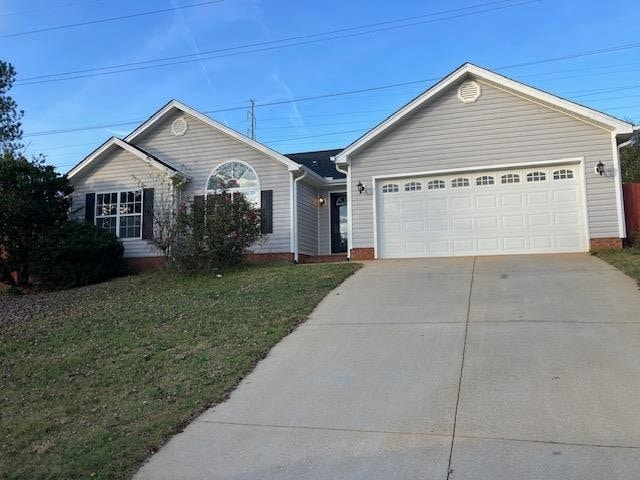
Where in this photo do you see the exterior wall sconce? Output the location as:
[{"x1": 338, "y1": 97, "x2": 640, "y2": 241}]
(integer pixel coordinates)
[
  {"x1": 318, "y1": 196, "x2": 326, "y2": 206},
  {"x1": 356, "y1": 181, "x2": 366, "y2": 194},
  {"x1": 595, "y1": 161, "x2": 605, "y2": 176}
]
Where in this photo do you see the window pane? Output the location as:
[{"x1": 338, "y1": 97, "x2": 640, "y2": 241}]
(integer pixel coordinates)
[
  {"x1": 96, "y1": 192, "x2": 117, "y2": 216},
  {"x1": 120, "y1": 215, "x2": 141, "y2": 238},
  {"x1": 119, "y1": 190, "x2": 142, "y2": 215},
  {"x1": 97, "y1": 217, "x2": 117, "y2": 235}
]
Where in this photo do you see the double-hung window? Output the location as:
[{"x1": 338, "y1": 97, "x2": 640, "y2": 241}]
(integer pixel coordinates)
[{"x1": 96, "y1": 190, "x2": 143, "y2": 238}]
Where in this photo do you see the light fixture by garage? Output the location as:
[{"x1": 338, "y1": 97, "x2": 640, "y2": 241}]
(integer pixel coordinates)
[
  {"x1": 356, "y1": 181, "x2": 365, "y2": 194},
  {"x1": 595, "y1": 161, "x2": 605, "y2": 175}
]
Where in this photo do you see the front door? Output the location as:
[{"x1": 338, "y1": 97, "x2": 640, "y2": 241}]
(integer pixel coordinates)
[{"x1": 330, "y1": 193, "x2": 348, "y2": 253}]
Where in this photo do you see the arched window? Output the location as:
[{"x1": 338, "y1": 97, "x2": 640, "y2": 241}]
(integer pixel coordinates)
[
  {"x1": 451, "y1": 178, "x2": 470, "y2": 188},
  {"x1": 382, "y1": 184, "x2": 399, "y2": 193},
  {"x1": 501, "y1": 173, "x2": 520, "y2": 184},
  {"x1": 206, "y1": 161, "x2": 260, "y2": 206},
  {"x1": 553, "y1": 169, "x2": 574, "y2": 180},
  {"x1": 526, "y1": 171, "x2": 546, "y2": 182},
  {"x1": 476, "y1": 175, "x2": 495, "y2": 186},
  {"x1": 427, "y1": 179, "x2": 446, "y2": 190},
  {"x1": 404, "y1": 181, "x2": 422, "y2": 191}
]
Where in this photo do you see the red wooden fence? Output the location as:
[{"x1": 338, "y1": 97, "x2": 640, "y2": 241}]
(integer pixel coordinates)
[{"x1": 623, "y1": 183, "x2": 640, "y2": 237}]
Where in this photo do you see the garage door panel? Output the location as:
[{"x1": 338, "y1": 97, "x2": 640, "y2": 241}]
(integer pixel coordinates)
[{"x1": 377, "y1": 164, "x2": 587, "y2": 258}]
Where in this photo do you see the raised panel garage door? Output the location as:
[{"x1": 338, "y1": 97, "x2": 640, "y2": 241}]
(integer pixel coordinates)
[{"x1": 376, "y1": 164, "x2": 587, "y2": 258}]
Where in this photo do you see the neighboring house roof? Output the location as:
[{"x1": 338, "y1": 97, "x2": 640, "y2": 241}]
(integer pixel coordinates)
[
  {"x1": 67, "y1": 137, "x2": 186, "y2": 179},
  {"x1": 124, "y1": 99, "x2": 303, "y2": 172},
  {"x1": 285, "y1": 149, "x2": 346, "y2": 179},
  {"x1": 335, "y1": 63, "x2": 636, "y2": 164}
]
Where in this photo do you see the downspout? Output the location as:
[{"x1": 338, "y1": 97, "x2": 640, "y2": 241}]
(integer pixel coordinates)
[
  {"x1": 291, "y1": 169, "x2": 308, "y2": 263},
  {"x1": 335, "y1": 161, "x2": 351, "y2": 259},
  {"x1": 617, "y1": 136, "x2": 635, "y2": 240}
]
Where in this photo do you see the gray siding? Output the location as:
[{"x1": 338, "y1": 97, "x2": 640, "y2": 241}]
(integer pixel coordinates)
[
  {"x1": 297, "y1": 181, "x2": 319, "y2": 256},
  {"x1": 349, "y1": 78, "x2": 618, "y2": 248},
  {"x1": 70, "y1": 148, "x2": 170, "y2": 258},
  {"x1": 133, "y1": 110, "x2": 292, "y2": 254},
  {"x1": 318, "y1": 186, "x2": 348, "y2": 255}
]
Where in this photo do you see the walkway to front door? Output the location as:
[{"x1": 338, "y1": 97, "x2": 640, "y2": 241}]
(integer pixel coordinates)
[{"x1": 136, "y1": 254, "x2": 640, "y2": 480}]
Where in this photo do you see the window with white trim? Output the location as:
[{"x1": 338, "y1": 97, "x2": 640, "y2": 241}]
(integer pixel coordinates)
[
  {"x1": 207, "y1": 161, "x2": 260, "y2": 206},
  {"x1": 476, "y1": 175, "x2": 495, "y2": 186},
  {"x1": 382, "y1": 183, "x2": 399, "y2": 193},
  {"x1": 553, "y1": 169, "x2": 574, "y2": 180},
  {"x1": 501, "y1": 173, "x2": 520, "y2": 184},
  {"x1": 526, "y1": 171, "x2": 546, "y2": 182},
  {"x1": 427, "y1": 179, "x2": 445, "y2": 190},
  {"x1": 451, "y1": 177, "x2": 470, "y2": 188},
  {"x1": 404, "y1": 181, "x2": 422, "y2": 191},
  {"x1": 96, "y1": 190, "x2": 142, "y2": 238}
]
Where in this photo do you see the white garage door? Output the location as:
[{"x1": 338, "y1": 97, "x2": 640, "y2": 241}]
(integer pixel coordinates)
[{"x1": 376, "y1": 164, "x2": 587, "y2": 258}]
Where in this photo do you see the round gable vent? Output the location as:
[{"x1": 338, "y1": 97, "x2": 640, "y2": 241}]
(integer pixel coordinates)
[
  {"x1": 171, "y1": 117, "x2": 188, "y2": 136},
  {"x1": 457, "y1": 81, "x2": 481, "y2": 103}
]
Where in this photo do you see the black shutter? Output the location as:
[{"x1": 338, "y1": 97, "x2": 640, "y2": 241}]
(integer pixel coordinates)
[
  {"x1": 260, "y1": 190, "x2": 273, "y2": 234},
  {"x1": 85, "y1": 193, "x2": 95, "y2": 224},
  {"x1": 142, "y1": 188, "x2": 154, "y2": 240}
]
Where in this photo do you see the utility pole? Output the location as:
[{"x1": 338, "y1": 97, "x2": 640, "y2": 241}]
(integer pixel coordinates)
[{"x1": 247, "y1": 99, "x2": 256, "y2": 139}]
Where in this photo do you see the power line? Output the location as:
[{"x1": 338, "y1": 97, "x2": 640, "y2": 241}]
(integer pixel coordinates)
[
  {"x1": 1, "y1": 0, "x2": 224, "y2": 39},
  {"x1": 14, "y1": 0, "x2": 537, "y2": 85}
]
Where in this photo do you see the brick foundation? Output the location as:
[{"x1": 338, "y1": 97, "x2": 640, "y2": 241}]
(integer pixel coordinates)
[
  {"x1": 127, "y1": 256, "x2": 167, "y2": 272},
  {"x1": 246, "y1": 252, "x2": 294, "y2": 263},
  {"x1": 350, "y1": 248, "x2": 375, "y2": 260},
  {"x1": 590, "y1": 237, "x2": 623, "y2": 250}
]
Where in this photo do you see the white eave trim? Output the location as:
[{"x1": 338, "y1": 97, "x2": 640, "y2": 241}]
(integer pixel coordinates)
[
  {"x1": 68, "y1": 137, "x2": 185, "y2": 179},
  {"x1": 124, "y1": 99, "x2": 302, "y2": 172},
  {"x1": 334, "y1": 63, "x2": 635, "y2": 164}
]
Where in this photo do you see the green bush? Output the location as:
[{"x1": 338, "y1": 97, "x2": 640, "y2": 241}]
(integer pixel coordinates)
[
  {"x1": 30, "y1": 221, "x2": 127, "y2": 288},
  {"x1": 168, "y1": 193, "x2": 262, "y2": 272}
]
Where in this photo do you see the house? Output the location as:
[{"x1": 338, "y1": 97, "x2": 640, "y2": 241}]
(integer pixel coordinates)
[{"x1": 68, "y1": 63, "x2": 637, "y2": 265}]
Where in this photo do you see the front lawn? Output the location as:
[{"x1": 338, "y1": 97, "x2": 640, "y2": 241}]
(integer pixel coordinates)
[
  {"x1": 0, "y1": 262, "x2": 360, "y2": 480},
  {"x1": 594, "y1": 247, "x2": 640, "y2": 284}
]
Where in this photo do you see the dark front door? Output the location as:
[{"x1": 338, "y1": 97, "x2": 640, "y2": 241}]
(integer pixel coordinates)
[{"x1": 330, "y1": 192, "x2": 348, "y2": 253}]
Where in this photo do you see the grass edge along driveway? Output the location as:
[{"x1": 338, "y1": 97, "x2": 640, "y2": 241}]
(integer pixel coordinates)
[
  {"x1": 0, "y1": 262, "x2": 360, "y2": 480},
  {"x1": 594, "y1": 247, "x2": 640, "y2": 284}
]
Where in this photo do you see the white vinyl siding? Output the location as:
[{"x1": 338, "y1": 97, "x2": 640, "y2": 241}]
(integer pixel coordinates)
[
  {"x1": 69, "y1": 148, "x2": 168, "y2": 258},
  {"x1": 134, "y1": 110, "x2": 292, "y2": 254},
  {"x1": 297, "y1": 181, "x2": 318, "y2": 256},
  {"x1": 349, "y1": 79, "x2": 618, "y2": 249}
]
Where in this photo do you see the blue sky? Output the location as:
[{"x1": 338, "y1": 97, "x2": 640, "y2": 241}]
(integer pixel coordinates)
[{"x1": 2, "y1": 0, "x2": 639, "y2": 173}]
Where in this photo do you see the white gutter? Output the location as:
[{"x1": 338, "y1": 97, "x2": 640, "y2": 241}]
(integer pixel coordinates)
[
  {"x1": 335, "y1": 162, "x2": 351, "y2": 260},
  {"x1": 291, "y1": 170, "x2": 308, "y2": 263},
  {"x1": 614, "y1": 135, "x2": 635, "y2": 239}
]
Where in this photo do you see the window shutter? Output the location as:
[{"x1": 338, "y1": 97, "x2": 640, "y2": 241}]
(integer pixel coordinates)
[
  {"x1": 142, "y1": 188, "x2": 154, "y2": 240},
  {"x1": 260, "y1": 190, "x2": 273, "y2": 234},
  {"x1": 85, "y1": 193, "x2": 95, "y2": 224}
]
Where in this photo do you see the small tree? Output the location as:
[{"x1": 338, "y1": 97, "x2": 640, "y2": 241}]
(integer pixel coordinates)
[
  {"x1": 0, "y1": 60, "x2": 23, "y2": 154},
  {"x1": 621, "y1": 130, "x2": 640, "y2": 183},
  {"x1": 0, "y1": 152, "x2": 73, "y2": 285},
  {"x1": 168, "y1": 193, "x2": 262, "y2": 271}
]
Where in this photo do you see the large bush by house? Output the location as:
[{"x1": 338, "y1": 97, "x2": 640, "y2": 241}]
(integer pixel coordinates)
[
  {"x1": 169, "y1": 193, "x2": 262, "y2": 271},
  {"x1": 30, "y1": 221, "x2": 126, "y2": 288}
]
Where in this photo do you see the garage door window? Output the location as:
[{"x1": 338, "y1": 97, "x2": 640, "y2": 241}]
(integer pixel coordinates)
[
  {"x1": 553, "y1": 169, "x2": 574, "y2": 180},
  {"x1": 404, "y1": 181, "x2": 422, "y2": 191},
  {"x1": 382, "y1": 184, "x2": 399, "y2": 193},
  {"x1": 501, "y1": 173, "x2": 520, "y2": 184},
  {"x1": 476, "y1": 175, "x2": 495, "y2": 186},
  {"x1": 451, "y1": 177, "x2": 470, "y2": 188},
  {"x1": 427, "y1": 179, "x2": 445, "y2": 190},
  {"x1": 527, "y1": 171, "x2": 546, "y2": 182}
]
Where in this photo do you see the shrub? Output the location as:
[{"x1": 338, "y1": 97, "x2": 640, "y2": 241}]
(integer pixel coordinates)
[
  {"x1": 168, "y1": 193, "x2": 262, "y2": 272},
  {"x1": 30, "y1": 221, "x2": 126, "y2": 288}
]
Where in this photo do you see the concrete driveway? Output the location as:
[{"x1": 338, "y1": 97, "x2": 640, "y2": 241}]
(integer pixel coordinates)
[{"x1": 135, "y1": 254, "x2": 640, "y2": 480}]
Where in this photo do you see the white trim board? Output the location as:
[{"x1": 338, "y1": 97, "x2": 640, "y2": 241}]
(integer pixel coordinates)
[
  {"x1": 125, "y1": 99, "x2": 303, "y2": 172},
  {"x1": 68, "y1": 137, "x2": 184, "y2": 179},
  {"x1": 335, "y1": 63, "x2": 635, "y2": 164}
]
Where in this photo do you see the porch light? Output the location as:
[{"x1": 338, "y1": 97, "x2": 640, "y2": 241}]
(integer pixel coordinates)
[
  {"x1": 595, "y1": 161, "x2": 605, "y2": 176},
  {"x1": 318, "y1": 196, "x2": 326, "y2": 206},
  {"x1": 356, "y1": 181, "x2": 365, "y2": 194}
]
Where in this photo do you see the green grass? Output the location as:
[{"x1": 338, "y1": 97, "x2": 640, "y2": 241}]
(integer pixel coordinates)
[
  {"x1": 0, "y1": 262, "x2": 360, "y2": 480},
  {"x1": 594, "y1": 247, "x2": 640, "y2": 283}
]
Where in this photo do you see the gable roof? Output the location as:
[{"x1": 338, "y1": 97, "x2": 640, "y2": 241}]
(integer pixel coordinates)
[
  {"x1": 334, "y1": 63, "x2": 636, "y2": 164},
  {"x1": 68, "y1": 137, "x2": 186, "y2": 179},
  {"x1": 124, "y1": 99, "x2": 302, "y2": 172},
  {"x1": 285, "y1": 149, "x2": 345, "y2": 179}
]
